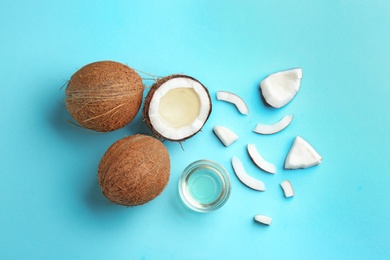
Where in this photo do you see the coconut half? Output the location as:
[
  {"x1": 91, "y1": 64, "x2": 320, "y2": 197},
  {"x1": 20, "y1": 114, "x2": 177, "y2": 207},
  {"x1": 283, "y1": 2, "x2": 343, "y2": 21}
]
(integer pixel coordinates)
[
  {"x1": 143, "y1": 75, "x2": 212, "y2": 141},
  {"x1": 260, "y1": 68, "x2": 302, "y2": 108},
  {"x1": 284, "y1": 136, "x2": 322, "y2": 169}
]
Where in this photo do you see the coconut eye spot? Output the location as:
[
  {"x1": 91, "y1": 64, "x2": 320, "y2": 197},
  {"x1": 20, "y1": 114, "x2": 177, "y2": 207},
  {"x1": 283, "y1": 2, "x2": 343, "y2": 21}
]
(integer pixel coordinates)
[{"x1": 158, "y1": 88, "x2": 201, "y2": 129}]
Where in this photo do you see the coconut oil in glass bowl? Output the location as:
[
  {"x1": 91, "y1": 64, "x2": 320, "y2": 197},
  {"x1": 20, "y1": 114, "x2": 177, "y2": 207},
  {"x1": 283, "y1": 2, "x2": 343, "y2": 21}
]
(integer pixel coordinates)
[{"x1": 179, "y1": 160, "x2": 231, "y2": 213}]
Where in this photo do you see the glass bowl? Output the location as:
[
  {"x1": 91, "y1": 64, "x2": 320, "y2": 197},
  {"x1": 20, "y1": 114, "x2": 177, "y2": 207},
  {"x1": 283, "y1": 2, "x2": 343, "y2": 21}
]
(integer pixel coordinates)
[{"x1": 178, "y1": 159, "x2": 231, "y2": 213}]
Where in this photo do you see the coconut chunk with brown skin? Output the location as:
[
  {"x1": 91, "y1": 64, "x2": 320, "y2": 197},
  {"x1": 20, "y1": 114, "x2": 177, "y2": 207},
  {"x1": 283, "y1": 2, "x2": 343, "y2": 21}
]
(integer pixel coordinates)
[
  {"x1": 280, "y1": 180, "x2": 294, "y2": 197},
  {"x1": 285, "y1": 136, "x2": 322, "y2": 169},
  {"x1": 254, "y1": 214, "x2": 272, "y2": 225},
  {"x1": 213, "y1": 126, "x2": 238, "y2": 147},
  {"x1": 260, "y1": 68, "x2": 302, "y2": 108},
  {"x1": 247, "y1": 144, "x2": 276, "y2": 174},
  {"x1": 216, "y1": 91, "x2": 249, "y2": 115},
  {"x1": 143, "y1": 75, "x2": 212, "y2": 142},
  {"x1": 231, "y1": 156, "x2": 265, "y2": 191},
  {"x1": 253, "y1": 115, "x2": 294, "y2": 135}
]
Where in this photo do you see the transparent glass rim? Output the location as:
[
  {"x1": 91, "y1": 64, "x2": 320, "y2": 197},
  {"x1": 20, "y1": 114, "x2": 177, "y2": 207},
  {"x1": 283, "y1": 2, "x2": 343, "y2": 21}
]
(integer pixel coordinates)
[{"x1": 178, "y1": 159, "x2": 231, "y2": 213}]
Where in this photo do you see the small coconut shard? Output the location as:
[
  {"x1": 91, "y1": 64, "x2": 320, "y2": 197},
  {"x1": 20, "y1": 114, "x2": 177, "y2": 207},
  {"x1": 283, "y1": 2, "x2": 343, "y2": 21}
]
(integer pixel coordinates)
[
  {"x1": 98, "y1": 134, "x2": 170, "y2": 206},
  {"x1": 213, "y1": 126, "x2": 238, "y2": 147},
  {"x1": 253, "y1": 115, "x2": 294, "y2": 135},
  {"x1": 260, "y1": 68, "x2": 303, "y2": 108},
  {"x1": 254, "y1": 214, "x2": 272, "y2": 226},
  {"x1": 284, "y1": 136, "x2": 322, "y2": 169},
  {"x1": 247, "y1": 144, "x2": 276, "y2": 174},
  {"x1": 143, "y1": 75, "x2": 212, "y2": 142},
  {"x1": 280, "y1": 180, "x2": 294, "y2": 198},
  {"x1": 216, "y1": 91, "x2": 249, "y2": 115},
  {"x1": 231, "y1": 156, "x2": 266, "y2": 191},
  {"x1": 65, "y1": 60, "x2": 144, "y2": 132}
]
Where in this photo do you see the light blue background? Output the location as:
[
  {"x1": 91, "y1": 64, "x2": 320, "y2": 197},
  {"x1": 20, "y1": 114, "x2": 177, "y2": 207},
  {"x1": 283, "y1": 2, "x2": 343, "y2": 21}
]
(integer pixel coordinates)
[{"x1": 1, "y1": 1, "x2": 389, "y2": 259}]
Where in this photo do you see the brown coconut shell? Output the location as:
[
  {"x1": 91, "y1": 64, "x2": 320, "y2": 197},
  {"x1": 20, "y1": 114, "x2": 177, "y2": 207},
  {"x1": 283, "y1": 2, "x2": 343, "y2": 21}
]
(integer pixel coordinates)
[
  {"x1": 142, "y1": 74, "x2": 212, "y2": 141},
  {"x1": 65, "y1": 60, "x2": 144, "y2": 132},
  {"x1": 98, "y1": 134, "x2": 170, "y2": 206}
]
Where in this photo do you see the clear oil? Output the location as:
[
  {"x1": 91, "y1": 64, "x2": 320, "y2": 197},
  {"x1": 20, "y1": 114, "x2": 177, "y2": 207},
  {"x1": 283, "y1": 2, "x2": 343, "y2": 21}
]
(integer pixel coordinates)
[{"x1": 185, "y1": 166, "x2": 224, "y2": 206}]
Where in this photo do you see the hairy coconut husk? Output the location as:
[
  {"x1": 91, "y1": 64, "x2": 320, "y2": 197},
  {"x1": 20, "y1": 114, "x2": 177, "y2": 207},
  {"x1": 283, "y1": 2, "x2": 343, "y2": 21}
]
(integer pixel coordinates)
[
  {"x1": 65, "y1": 60, "x2": 144, "y2": 132},
  {"x1": 98, "y1": 134, "x2": 170, "y2": 206},
  {"x1": 142, "y1": 74, "x2": 212, "y2": 141}
]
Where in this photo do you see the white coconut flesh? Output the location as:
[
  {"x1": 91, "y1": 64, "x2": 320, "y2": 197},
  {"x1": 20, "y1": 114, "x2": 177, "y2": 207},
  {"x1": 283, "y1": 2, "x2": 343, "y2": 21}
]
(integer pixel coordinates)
[
  {"x1": 213, "y1": 126, "x2": 238, "y2": 147},
  {"x1": 285, "y1": 136, "x2": 322, "y2": 169},
  {"x1": 253, "y1": 114, "x2": 294, "y2": 135},
  {"x1": 247, "y1": 144, "x2": 276, "y2": 174},
  {"x1": 254, "y1": 214, "x2": 272, "y2": 225},
  {"x1": 147, "y1": 77, "x2": 211, "y2": 141},
  {"x1": 260, "y1": 68, "x2": 303, "y2": 108},
  {"x1": 216, "y1": 91, "x2": 249, "y2": 115},
  {"x1": 280, "y1": 180, "x2": 294, "y2": 197},
  {"x1": 231, "y1": 156, "x2": 265, "y2": 191}
]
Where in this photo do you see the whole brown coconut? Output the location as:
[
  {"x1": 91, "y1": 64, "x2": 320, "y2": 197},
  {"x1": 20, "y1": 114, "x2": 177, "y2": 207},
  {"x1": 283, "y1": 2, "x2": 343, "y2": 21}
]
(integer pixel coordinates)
[
  {"x1": 98, "y1": 134, "x2": 170, "y2": 206},
  {"x1": 65, "y1": 61, "x2": 144, "y2": 132}
]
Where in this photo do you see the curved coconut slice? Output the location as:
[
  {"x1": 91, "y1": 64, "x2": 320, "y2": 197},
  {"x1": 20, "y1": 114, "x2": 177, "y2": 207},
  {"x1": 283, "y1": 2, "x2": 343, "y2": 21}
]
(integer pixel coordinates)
[
  {"x1": 260, "y1": 68, "x2": 302, "y2": 108},
  {"x1": 213, "y1": 126, "x2": 238, "y2": 147},
  {"x1": 216, "y1": 91, "x2": 249, "y2": 115},
  {"x1": 143, "y1": 75, "x2": 212, "y2": 141},
  {"x1": 254, "y1": 214, "x2": 272, "y2": 225},
  {"x1": 253, "y1": 115, "x2": 293, "y2": 135},
  {"x1": 247, "y1": 144, "x2": 276, "y2": 174},
  {"x1": 280, "y1": 180, "x2": 294, "y2": 197},
  {"x1": 284, "y1": 136, "x2": 322, "y2": 169},
  {"x1": 231, "y1": 156, "x2": 265, "y2": 191}
]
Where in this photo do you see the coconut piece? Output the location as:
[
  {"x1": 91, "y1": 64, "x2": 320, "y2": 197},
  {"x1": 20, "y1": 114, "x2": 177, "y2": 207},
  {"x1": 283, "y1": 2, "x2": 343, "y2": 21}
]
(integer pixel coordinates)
[
  {"x1": 216, "y1": 91, "x2": 249, "y2": 115},
  {"x1": 143, "y1": 75, "x2": 212, "y2": 142},
  {"x1": 98, "y1": 134, "x2": 170, "y2": 206},
  {"x1": 260, "y1": 68, "x2": 302, "y2": 108},
  {"x1": 253, "y1": 115, "x2": 293, "y2": 135},
  {"x1": 231, "y1": 156, "x2": 265, "y2": 191},
  {"x1": 247, "y1": 144, "x2": 276, "y2": 174},
  {"x1": 213, "y1": 126, "x2": 238, "y2": 147},
  {"x1": 280, "y1": 180, "x2": 294, "y2": 197},
  {"x1": 284, "y1": 136, "x2": 322, "y2": 169},
  {"x1": 65, "y1": 60, "x2": 144, "y2": 132},
  {"x1": 254, "y1": 214, "x2": 272, "y2": 225}
]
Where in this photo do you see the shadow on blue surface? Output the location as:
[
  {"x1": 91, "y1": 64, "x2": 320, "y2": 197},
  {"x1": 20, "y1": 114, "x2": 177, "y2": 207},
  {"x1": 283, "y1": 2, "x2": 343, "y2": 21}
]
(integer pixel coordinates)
[{"x1": 82, "y1": 176, "x2": 137, "y2": 225}]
